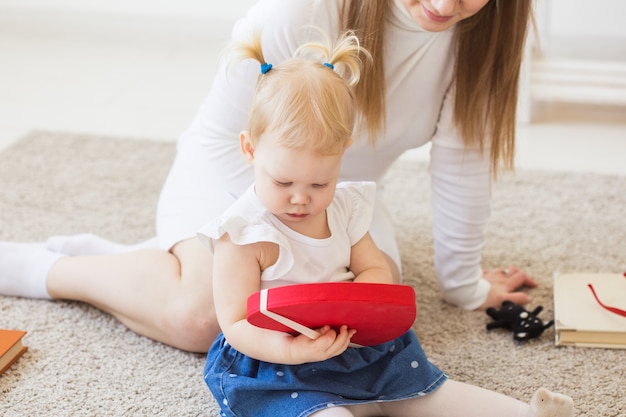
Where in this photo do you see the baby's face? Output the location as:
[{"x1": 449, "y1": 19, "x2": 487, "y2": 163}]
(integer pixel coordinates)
[{"x1": 250, "y1": 134, "x2": 342, "y2": 234}]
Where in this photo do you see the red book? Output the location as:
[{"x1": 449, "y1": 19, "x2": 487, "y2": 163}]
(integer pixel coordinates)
[
  {"x1": 247, "y1": 282, "x2": 416, "y2": 346},
  {"x1": 0, "y1": 329, "x2": 28, "y2": 376}
]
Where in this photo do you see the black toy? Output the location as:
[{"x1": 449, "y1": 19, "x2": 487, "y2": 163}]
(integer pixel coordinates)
[{"x1": 486, "y1": 301, "x2": 554, "y2": 341}]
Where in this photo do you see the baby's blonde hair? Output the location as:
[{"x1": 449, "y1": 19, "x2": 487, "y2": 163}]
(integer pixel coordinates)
[{"x1": 233, "y1": 28, "x2": 368, "y2": 155}]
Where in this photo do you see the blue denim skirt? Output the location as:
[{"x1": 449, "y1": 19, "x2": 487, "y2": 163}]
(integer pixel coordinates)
[{"x1": 204, "y1": 331, "x2": 447, "y2": 417}]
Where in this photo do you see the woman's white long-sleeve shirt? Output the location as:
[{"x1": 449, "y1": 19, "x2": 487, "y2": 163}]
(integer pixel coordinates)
[{"x1": 158, "y1": 0, "x2": 492, "y2": 310}]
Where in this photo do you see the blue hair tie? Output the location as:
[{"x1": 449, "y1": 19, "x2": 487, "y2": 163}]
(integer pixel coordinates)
[
  {"x1": 323, "y1": 62, "x2": 334, "y2": 70},
  {"x1": 260, "y1": 62, "x2": 272, "y2": 74}
]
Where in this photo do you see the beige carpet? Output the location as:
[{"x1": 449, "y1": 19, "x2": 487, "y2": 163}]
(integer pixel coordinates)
[{"x1": 1, "y1": 131, "x2": 624, "y2": 416}]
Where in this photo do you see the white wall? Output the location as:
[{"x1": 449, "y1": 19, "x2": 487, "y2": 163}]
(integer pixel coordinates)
[
  {"x1": 4, "y1": 0, "x2": 626, "y2": 37},
  {"x1": 6, "y1": 0, "x2": 625, "y2": 38},
  {"x1": 533, "y1": 0, "x2": 626, "y2": 62},
  {"x1": 547, "y1": 0, "x2": 626, "y2": 38},
  {"x1": 0, "y1": 0, "x2": 257, "y2": 21},
  {"x1": 525, "y1": 0, "x2": 626, "y2": 118}
]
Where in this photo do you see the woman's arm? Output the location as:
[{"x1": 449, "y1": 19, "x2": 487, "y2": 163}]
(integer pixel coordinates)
[
  {"x1": 212, "y1": 235, "x2": 354, "y2": 365},
  {"x1": 430, "y1": 86, "x2": 537, "y2": 310}
]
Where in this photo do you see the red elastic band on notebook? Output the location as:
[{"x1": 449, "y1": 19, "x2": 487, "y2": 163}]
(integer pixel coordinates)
[{"x1": 587, "y1": 283, "x2": 626, "y2": 318}]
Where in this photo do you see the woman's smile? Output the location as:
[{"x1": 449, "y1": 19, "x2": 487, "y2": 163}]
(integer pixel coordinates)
[{"x1": 421, "y1": 3, "x2": 453, "y2": 23}]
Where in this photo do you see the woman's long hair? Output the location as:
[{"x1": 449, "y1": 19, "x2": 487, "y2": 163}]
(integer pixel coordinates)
[{"x1": 341, "y1": 0, "x2": 533, "y2": 175}]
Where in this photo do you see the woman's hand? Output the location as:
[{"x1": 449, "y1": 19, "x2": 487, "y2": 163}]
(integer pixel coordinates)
[
  {"x1": 478, "y1": 266, "x2": 538, "y2": 310},
  {"x1": 288, "y1": 325, "x2": 356, "y2": 364}
]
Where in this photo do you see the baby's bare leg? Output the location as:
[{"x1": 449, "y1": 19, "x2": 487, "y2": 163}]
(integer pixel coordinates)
[
  {"x1": 373, "y1": 379, "x2": 573, "y2": 417},
  {"x1": 309, "y1": 406, "x2": 356, "y2": 417},
  {"x1": 303, "y1": 380, "x2": 574, "y2": 417}
]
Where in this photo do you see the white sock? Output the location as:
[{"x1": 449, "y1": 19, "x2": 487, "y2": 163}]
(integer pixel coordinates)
[
  {"x1": 46, "y1": 233, "x2": 159, "y2": 256},
  {"x1": 528, "y1": 388, "x2": 574, "y2": 417},
  {"x1": 0, "y1": 242, "x2": 64, "y2": 299}
]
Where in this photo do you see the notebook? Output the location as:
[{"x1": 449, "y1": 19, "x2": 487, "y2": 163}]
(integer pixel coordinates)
[
  {"x1": 553, "y1": 272, "x2": 626, "y2": 349},
  {"x1": 0, "y1": 329, "x2": 28, "y2": 375}
]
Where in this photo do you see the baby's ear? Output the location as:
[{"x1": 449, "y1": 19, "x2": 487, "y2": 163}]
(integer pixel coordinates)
[{"x1": 240, "y1": 131, "x2": 255, "y2": 162}]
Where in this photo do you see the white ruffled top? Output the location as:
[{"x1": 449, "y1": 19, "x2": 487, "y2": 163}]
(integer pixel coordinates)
[{"x1": 198, "y1": 181, "x2": 376, "y2": 289}]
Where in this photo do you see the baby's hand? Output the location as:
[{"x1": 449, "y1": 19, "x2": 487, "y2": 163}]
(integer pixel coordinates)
[{"x1": 288, "y1": 325, "x2": 356, "y2": 364}]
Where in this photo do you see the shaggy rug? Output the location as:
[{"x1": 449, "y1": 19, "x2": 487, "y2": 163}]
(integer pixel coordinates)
[{"x1": 1, "y1": 131, "x2": 624, "y2": 416}]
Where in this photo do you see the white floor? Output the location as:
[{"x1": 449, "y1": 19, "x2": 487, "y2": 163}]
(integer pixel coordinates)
[{"x1": 1, "y1": 5, "x2": 625, "y2": 176}]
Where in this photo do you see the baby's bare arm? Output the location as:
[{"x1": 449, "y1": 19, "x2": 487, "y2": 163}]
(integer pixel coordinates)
[
  {"x1": 348, "y1": 232, "x2": 394, "y2": 284},
  {"x1": 212, "y1": 236, "x2": 354, "y2": 364}
]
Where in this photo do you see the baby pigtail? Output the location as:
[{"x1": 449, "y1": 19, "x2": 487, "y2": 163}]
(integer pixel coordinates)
[
  {"x1": 295, "y1": 27, "x2": 371, "y2": 87},
  {"x1": 228, "y1": 30, "x2": 272, "y2": 75}
]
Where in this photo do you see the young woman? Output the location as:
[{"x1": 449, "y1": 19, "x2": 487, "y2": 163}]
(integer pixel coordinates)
[
  {"x1": 199, "y1": 29, "x2": 574, "y2": 417},
  {"x1": 1, "y1": 0, "x2": 538, "y2": 352}
]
